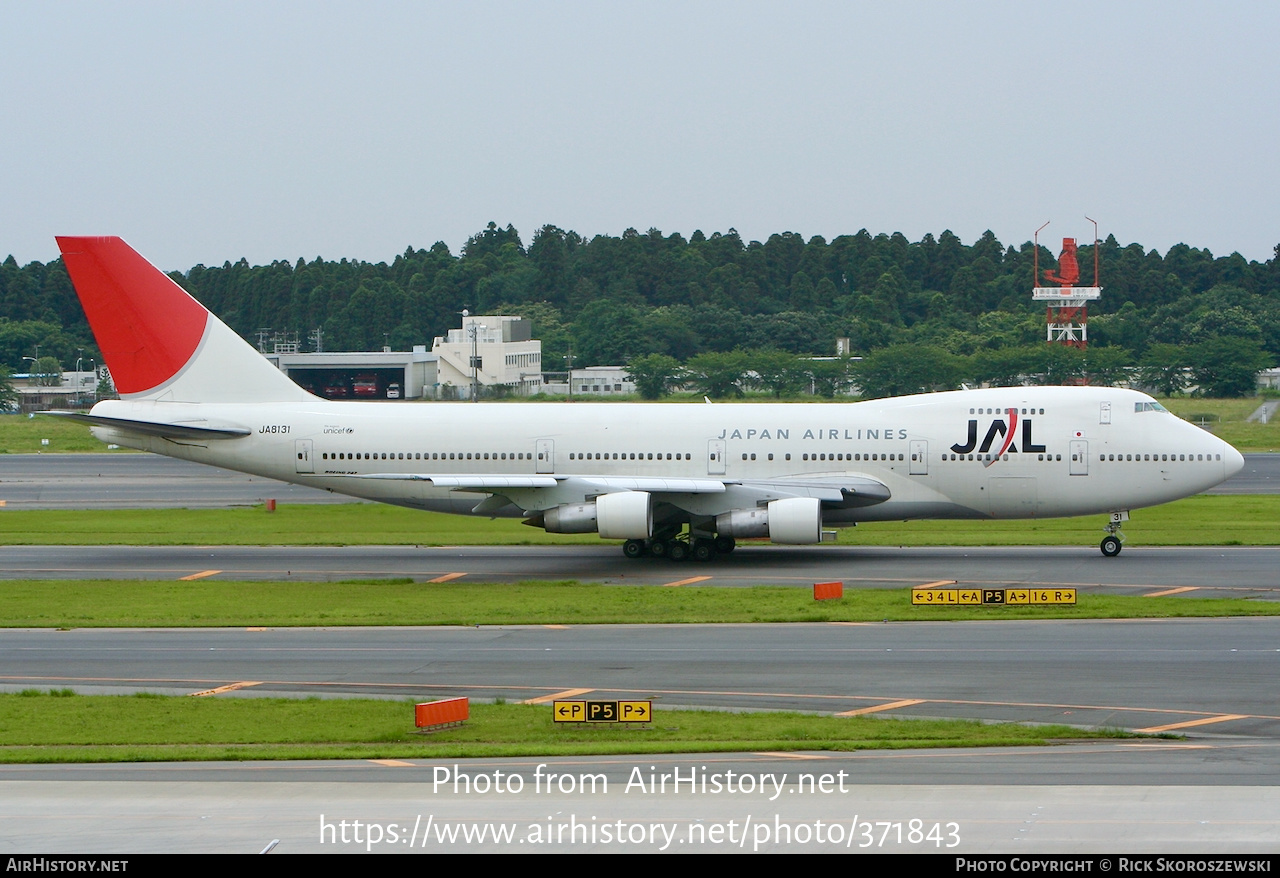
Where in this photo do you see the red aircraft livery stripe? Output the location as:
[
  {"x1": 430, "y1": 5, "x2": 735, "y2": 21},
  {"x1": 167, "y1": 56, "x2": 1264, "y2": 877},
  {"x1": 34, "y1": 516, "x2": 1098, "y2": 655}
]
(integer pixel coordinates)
[
  {"x1": 56, "y1": 236, "x2": 208, "y2": 394},
  {"x1": 994, "y1": 407, "x2": 1018, "y2": 458}
]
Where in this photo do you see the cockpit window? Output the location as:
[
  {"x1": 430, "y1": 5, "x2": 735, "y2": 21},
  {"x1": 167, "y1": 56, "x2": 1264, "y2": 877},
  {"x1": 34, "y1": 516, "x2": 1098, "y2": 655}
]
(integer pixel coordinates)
[{"x1": 1134, "y1": 401, "x2": 1168, "y2": 413}]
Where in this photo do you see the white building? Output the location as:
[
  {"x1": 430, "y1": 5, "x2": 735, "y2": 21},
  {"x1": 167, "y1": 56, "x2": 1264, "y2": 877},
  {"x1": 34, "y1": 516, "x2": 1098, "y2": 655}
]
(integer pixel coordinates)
[
  {"x1": 541, "y1": 366, "x2": 636, "y2": 396},
  {"x1": 432, "y1": 315, "x2": 543, "y2": 399},
  {"x1": 13, "y1": 369, "x2": 101, "y2": 412}
]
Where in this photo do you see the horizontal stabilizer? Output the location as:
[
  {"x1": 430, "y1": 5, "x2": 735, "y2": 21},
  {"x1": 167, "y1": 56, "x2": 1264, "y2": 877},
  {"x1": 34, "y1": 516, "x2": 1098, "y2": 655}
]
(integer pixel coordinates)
[{"x1": 44, "y1": 411, "x2": 251, "y2": 440}]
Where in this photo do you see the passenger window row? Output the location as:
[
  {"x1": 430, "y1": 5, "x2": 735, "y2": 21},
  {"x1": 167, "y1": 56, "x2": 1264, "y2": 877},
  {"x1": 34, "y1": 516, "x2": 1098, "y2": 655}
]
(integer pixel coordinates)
[
  {"x1": 798, "y1": 452, "x2": 904, "y2": 462},
  {"x1": 936, "y1": 458, "x2": 1064, "y2": 463},
  {"x1": 970, "y1": 408, "x2": 1046, "y2": 415},
  {"x1": 322, "y1": 452, "x2": 533, "y2": 461},
  {"x1": 568, "y1": 453, "x2": 691, "y2": 461},
  {"x1": 1100, "y1": 453, "x2": 1219, "y2": 462},
  {"x1": 944, "y1": 453, "x2": 1063, "y2": 462}
]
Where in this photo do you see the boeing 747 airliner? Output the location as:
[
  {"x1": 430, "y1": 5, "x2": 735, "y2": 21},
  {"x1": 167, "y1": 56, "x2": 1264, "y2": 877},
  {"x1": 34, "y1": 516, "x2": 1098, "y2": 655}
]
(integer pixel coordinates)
[{"x1": 52, "y1": 236, "x2": 1244, "y2": 560}]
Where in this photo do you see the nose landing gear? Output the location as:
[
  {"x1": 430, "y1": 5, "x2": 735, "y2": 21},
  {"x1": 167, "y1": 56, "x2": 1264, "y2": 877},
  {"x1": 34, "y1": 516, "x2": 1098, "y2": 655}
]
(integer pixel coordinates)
[{"x1": 1100, "y1": 511, "x2": 1128, "y2": 557}]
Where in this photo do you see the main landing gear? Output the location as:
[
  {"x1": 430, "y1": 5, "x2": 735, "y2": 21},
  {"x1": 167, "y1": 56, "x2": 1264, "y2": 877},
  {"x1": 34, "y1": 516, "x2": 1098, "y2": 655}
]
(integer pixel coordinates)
[
  {"x1": 622, "y1": 533, "x2": 736, "y2": 562},
  {"x1": 1100, "y1": 510, "x2": 1129, "y2": 557}
]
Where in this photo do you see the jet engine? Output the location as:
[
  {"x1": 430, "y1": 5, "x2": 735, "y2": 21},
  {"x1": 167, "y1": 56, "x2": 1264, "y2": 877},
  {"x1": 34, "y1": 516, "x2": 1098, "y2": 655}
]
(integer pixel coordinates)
[
  {"x1": 540, "y1": 491, "x2": 653, "y2": 539},
  {"x1": 715, "y1": 497, "x2": 822, "y2": 544}
]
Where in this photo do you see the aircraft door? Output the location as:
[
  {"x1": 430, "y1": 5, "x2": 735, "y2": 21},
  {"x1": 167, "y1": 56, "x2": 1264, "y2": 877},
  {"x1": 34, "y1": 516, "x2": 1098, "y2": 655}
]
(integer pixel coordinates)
[
  {"x1": 909, "y1": 440, "x2": 928, "y2": 475},
  {"x1": 1069, "y1": 440, "x2": 1088, "y2": 476},
  {"x1": 1100, "y1": 402, "x2": 1111, "y2": 425},
  {"x1": 708, "y1": 439, "x2": 726, "y2": 475},
  {"x1": 295, "y1": 439, "x2": 314, "y2": 474},
  {"x1": 536, "y1": 439, "x2": 554, "y2": 474}
]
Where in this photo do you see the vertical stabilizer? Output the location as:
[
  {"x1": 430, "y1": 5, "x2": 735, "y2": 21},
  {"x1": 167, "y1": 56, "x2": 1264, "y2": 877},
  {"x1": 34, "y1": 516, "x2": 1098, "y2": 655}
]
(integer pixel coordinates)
[{"x1": 57, "y1": 236, "x2": 312, "y2": 404}]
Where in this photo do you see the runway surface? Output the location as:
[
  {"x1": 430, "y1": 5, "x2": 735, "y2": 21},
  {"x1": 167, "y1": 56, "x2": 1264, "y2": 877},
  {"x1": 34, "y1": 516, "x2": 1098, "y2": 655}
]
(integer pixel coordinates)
[
  {"x1": 5, "y1": 619, "x2": 1278, "y2": 733},
  {"x1": 3, "y1": 619, "x2": 1280, "y2": 853},
  {"x1": 5, "y1": 544, "x2": 1280, "y2": 600},
  {"x1": 1, "y1": 451, "x2": 1276, "y2": 509},
  {"x1": 1206, "y1": 452, "x2": 1280, "y2": 494},
  {"x1": 4, "y1": 746, "x2": 1280, "y2": 853},
  {"x1": 4, "y1": 453, "x2": 1280, "y2": 853},
  {"x1": 0, "y1": 452, "x2": 346, "y2": 508}
]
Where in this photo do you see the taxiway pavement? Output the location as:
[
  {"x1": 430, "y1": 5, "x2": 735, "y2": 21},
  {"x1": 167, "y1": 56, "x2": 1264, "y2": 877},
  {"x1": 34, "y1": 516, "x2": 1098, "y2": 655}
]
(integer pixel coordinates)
[
  {"x1": 3, "y1": 544, "x2": 1279, "y2": 600},
  {"x1": 3, "y1": 619, "x2": 1280, "y2": 853},
  {"x1": 4, "y1": 453, "x2": 1279, "y2": 853},
  {"x1": 0, "y1": 451, "x2": 1276, "y2": 509}
]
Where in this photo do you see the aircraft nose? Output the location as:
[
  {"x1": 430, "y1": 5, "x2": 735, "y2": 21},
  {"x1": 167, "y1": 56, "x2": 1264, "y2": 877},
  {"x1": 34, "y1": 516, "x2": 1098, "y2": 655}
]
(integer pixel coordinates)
[{"x1": 1224, "y1": 442, "x2": 1245, "y2": 479}]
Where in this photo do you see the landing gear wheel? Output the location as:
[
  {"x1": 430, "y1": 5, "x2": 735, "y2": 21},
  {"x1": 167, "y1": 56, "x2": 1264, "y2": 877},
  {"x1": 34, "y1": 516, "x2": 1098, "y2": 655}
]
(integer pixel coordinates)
[
  {"x1": 648, "y1": 539, "x2": 670, "y2": 559},
  {"x1": 667, "y1": 541, "x2": 691, "y2": 562},
  {"x1": 1101, "y1": 513, "x2": 1127, "y2": 557},
  {"x1": 691, "y1": 539, "x2": 716, "y2": 562},
  {"x1": 714, "y1": 535, "x2": 736, "y2": 554},
  {"x1": 622, "y1": 539, "x2": 647, "y2": 559}
]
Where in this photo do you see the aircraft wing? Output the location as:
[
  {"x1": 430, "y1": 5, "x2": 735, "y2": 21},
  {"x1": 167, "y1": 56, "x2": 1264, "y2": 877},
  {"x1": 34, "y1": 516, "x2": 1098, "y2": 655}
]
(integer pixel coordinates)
[
  {"x1": 339, "y1": 472, "x2": 888, "y2": 513},
  {"x1": 349, "y1": 473, "x2": 561, "y2": 489},
  {"x1": 343, "y1": 473, "x2": 726, "y2": 493},
  {"x1": 738, "y1": 476, "x2": 892, "y2": 507}
]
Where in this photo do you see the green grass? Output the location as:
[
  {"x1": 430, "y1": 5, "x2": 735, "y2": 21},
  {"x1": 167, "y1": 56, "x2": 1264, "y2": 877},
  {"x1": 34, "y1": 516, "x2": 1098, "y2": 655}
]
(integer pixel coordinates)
[
  {"x1": 0, "y1": 414, "x2": 137, "y2": 454},
  {"x1": 1158, "y1": 396, "x2": 1280, "y2": 452},
  {"x1": 0, "y1": 692, "x2": 1124, "y2": 763},
  {"x1": 1, "y1": 494, "x2": 1276, "y2": 546},
  {"x1": 2, "y1": 581, "x2": 1277, "y2": 628}
]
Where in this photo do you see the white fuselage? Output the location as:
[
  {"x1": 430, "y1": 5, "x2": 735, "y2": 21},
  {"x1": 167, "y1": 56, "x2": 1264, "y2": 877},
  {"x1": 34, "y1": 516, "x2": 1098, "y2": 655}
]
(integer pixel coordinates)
[{"x1": 90, "y1": 385, "x2": 1242, "y2": 524}]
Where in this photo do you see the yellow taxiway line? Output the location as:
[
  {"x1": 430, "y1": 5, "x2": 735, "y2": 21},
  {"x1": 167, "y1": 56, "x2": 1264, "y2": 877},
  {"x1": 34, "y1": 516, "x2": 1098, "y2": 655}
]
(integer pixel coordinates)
[
  {"x1": 836, "y1": 699, "x2": 926, "y2": 717},
  {"x1": 524, "y1": 688, "x2": 594, "y2": 705},
  {"x1": 188, "y1": 681, "x2": 262, "y2": 697},
  {"x1": 663, "y1": 575, "x2": 712, "y2": 587}
]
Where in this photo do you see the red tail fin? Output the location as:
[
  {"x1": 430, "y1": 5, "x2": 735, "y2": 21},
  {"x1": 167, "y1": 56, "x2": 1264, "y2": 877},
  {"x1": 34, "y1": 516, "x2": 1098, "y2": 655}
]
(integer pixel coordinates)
[{"x1": 56, "y1": 236, "x2": 208, "y2": 395}]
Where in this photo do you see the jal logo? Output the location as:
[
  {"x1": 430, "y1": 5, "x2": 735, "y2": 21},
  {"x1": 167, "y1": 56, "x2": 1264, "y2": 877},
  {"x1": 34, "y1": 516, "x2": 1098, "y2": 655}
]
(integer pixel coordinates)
[{"x1": 951, "y1": 408, "x2": 1047, "y2": 465}]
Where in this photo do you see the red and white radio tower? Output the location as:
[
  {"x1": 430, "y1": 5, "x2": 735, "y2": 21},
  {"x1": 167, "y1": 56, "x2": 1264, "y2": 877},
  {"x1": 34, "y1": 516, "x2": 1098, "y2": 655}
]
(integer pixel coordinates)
[{"x1": 1032, "y1": 218, "x2": 1102, "y2": 348}]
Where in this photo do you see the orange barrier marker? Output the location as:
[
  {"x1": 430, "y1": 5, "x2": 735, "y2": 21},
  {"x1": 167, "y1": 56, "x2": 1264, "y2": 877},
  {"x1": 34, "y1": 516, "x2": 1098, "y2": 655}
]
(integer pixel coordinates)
[
  {"x1": 415, "y1": 697, "x2": 469, "y2": 730},
  {"x1": 813, "y1": 581, "x2": 843, "y2": 601},
  {"x1": 265, "y1": 498, "x2": 277, "y2": 512}
]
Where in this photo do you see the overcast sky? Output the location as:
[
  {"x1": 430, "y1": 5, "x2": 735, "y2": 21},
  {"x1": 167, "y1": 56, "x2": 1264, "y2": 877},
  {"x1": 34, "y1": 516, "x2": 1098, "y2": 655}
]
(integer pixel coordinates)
[{"x1": 3, "y1": 1, "x2": 1276, "y2": 270}]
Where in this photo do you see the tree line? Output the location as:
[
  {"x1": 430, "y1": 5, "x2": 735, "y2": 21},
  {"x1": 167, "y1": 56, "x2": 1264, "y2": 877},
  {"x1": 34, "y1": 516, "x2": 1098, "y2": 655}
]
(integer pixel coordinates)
[
  {"x1": 2, "y1": 223, "x2": 1278, "y2": 396},
  {"x1": 626, "y1": 339, "x2": 1265, "y2": 401}
]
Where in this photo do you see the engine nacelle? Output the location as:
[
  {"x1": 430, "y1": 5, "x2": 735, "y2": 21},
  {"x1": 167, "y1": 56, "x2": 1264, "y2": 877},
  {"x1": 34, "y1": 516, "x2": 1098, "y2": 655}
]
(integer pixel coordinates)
[
  {"x1": 714, "y1": 507, "x2": 769, "y2": 539},
  {"x1": 541, "y1": 502, "x2": 598, "y2": 534},
  {"x1": 541, "y1": 491, "x2": 653, "y2": 539},
  {"x1": 715, "y1": 497, "x2": 822, "y2": 544},
  {"x1": 595, "y1": 490, "x2": 654, "y2": 539}
]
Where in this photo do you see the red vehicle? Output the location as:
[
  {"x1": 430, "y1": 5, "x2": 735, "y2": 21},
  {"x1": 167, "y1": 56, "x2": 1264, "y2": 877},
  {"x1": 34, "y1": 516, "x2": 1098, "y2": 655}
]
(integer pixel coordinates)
[{"x1": 352, "y1": 374, "x2": 378, "y2": 397}]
